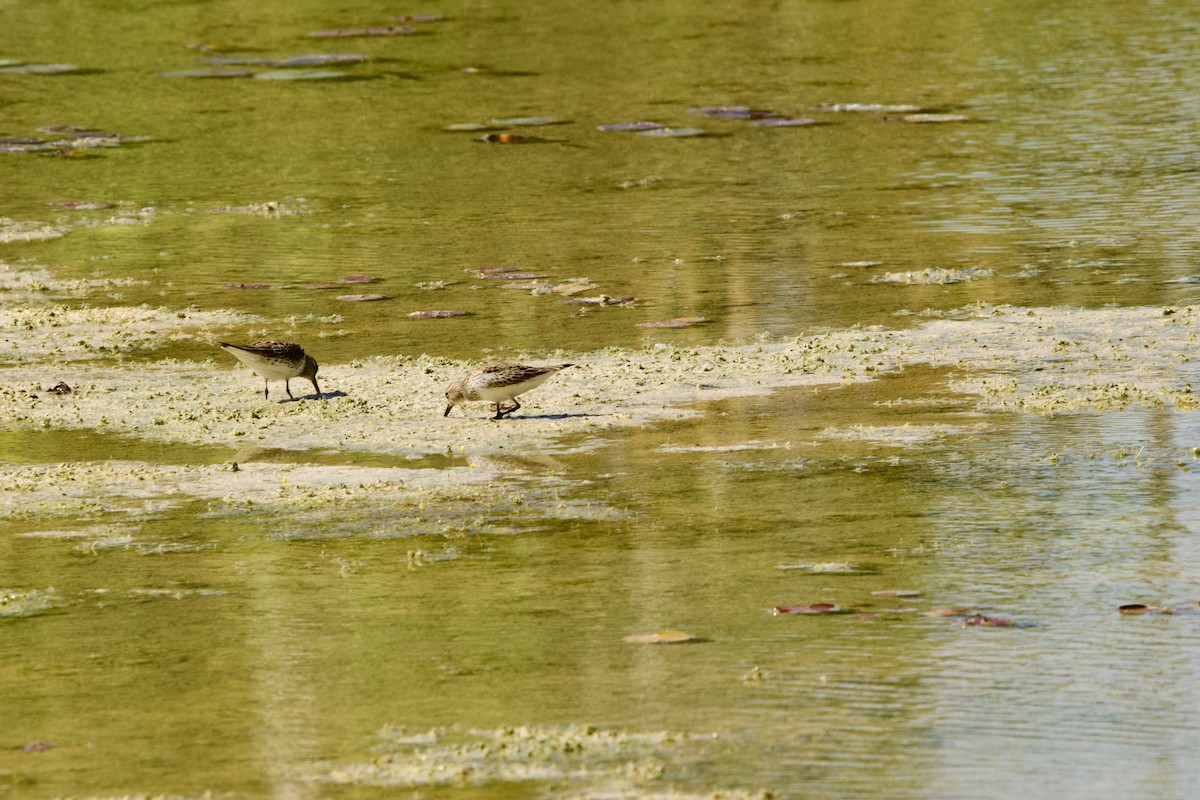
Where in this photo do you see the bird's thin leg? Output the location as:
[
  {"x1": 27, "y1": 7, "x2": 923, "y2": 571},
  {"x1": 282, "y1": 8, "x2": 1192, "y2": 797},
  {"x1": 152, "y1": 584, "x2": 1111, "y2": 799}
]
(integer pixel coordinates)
[
  {"x1": 285, "y1": 380, "x2": 295, "y2": 400},
  {"x1": 263, "y1": 381, "x2": 270, "y2": 400},
  {"x1": 495, "y1": 399, "x2": 520, "y2": 419}
]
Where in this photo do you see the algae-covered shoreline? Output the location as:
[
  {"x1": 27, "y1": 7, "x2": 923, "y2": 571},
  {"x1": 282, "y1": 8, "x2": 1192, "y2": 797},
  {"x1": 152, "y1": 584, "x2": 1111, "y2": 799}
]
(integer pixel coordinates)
[
  {"x1": 4, "y1": 302, "x2": 1199, "y2": 455},
  {"x1": 4, "y1": 289, "x2": 1200, "y2": 527}
]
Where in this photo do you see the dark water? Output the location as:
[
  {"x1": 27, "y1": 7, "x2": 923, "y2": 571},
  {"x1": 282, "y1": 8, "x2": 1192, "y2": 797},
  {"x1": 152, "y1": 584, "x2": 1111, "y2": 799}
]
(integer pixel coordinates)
[{"x1": 4, "y1": 1, "x2": 1200, "y2": 798}]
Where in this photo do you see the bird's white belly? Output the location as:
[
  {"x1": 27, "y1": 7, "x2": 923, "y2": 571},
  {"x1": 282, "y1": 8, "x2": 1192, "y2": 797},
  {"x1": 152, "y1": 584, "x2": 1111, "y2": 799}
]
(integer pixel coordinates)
[
  {"x1": 473, "y1": 373, "x2": 552, "y2": 402},
  {"x1": 252, "y1": 363, "x2": 298, "y2": 381},
  {"x1": 229, "y1": 353, "x2": 297, "y2": 381}
]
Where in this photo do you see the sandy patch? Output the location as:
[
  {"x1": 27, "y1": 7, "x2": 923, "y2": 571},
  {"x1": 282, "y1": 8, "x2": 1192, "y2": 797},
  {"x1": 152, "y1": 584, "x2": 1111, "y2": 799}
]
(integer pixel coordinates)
[
  {"x1": 0, "y1": 304, "x2": 258, "y2": 362},
  {"x1": 4, "y1": 299, "x2": 1200, "y2": 523},
  {"x1": 0, "y1": 456, "x2": 626, "y2": 540},
  {"x1": 306, "y1": 724, "x2": 772, "y2": 799},
  {"x1": 3, "y1": 304, "x2": 1200, "y2": 460}
]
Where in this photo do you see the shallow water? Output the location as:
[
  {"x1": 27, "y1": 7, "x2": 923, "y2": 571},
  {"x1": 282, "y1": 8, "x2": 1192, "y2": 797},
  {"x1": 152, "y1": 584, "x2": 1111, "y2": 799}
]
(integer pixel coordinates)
[{"x1": 4, "y1": 1, "x2": 1200, "y2": 799}]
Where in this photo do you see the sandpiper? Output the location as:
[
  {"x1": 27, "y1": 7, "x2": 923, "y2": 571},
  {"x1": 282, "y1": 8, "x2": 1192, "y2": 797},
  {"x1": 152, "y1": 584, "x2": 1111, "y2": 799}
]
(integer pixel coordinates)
[
  {"x1": 219, "y1": 340, "x2": 320, "y2": 400},
  {"x1": 444, "y1": 363, "x2": 573, "y2": 419}
]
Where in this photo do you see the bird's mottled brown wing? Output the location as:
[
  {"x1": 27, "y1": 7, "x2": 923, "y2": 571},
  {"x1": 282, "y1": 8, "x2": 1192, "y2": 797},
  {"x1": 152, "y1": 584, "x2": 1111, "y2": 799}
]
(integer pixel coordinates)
[{"x1": 244, "y1": 340, "x2": 305, "y2": 360}]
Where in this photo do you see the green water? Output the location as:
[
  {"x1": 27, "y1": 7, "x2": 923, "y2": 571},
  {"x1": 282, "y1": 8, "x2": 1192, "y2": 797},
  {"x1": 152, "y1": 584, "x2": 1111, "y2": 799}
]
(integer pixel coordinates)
[{"x1": 4, "y1": 1, "x2": 1200, "y2": 798}]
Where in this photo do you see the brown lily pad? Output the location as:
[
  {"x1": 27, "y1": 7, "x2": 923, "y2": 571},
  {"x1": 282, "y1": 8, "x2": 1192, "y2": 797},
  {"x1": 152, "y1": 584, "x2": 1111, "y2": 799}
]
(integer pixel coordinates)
[
  {"x1": 772, "y1": 603, "x2": 840, "y2": 615},
  {"x1": 1118, "y1": 603, "x2": 1200, "y2": 615},
  {"x1": 562, "y1": 295, "x2": 635, "y2": 306},
  {"x1": 481, "y1": 272, "x2": 546, "y2": 280},
  {"x1": 478, "y1": 133, "x2": 534, "y2": 143},
  {"x1": 49, "y1": 200, "x2": 112, "y2": 210},
  {"x1": 622, "y1": 629, "x2": 703, "y2": 644},
  {"x1": 597, "y1": 121, "x2": 665, "y2": 132},
  {"x1": 336, "y1": 293, "x2": 386, "y2": 302}
]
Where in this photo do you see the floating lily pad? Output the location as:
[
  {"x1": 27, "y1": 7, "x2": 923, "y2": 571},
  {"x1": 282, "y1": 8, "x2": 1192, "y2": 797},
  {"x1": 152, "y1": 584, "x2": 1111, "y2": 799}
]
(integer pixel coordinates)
[
  {"x1": 813, "y1": 103, "x2": 924, "y2": 113},
  {"x1": 897, "y1": 112, "x2": 971, "y2": 123},
  {"x1": 597, "y1": 121, "x2": 664, "y2": 132},
  {"x1": 1118, "y1": 603, "x2": 1200, "y2": 615},
  {"x1": 562, "y1": 295, "x2": 635, "y2": 305},
  {"x1": 311, "y1": 26, "x2": 414, "y2": 37},
  {"x1": 394, "y1": 13, "x2": 444, "y2": 22},
  {"x1": 253, "y1": 69, "x2": 348, "y2": 81},
  {"x1": 275, "y1": 53, "x2": 370, "y2": 67},
  {"x1": 0, "y1": 63, "x2": 80, "y2": 74},
  {"x1": 622, "y1": 629, "x2": 702, "y2": 644},
  {"x1": 341, "y1": 275, "x2": 377, "y2": 283},
  {"x1": 481, "y1": 272, "x2": 546, "y2": 280},
  {"x1": 488, "y1": 116, "x2": 563, "y2": 126},
  {"x1": 49, "y1": 200, "x2": 112, "y2": 210},
  {"x1": 336, "y1": 293, "x2": 386, "y2": 301},
  {"x1": 962, "y1": 614, "x2": 1016, "y2": 627},
  {"x1": 772, "y1": 603, "x2": 840, "y2": 615},
  {"x1": 1119, "y1": 603, "x2": 1154, "y2": 614},
  {"x1": 478, "y1": 133, "x2": 532, "y2": 143},
  {"x1": 637, "y1": 316, "x2": 707, "y2": 328},
  {"x1": 870, "y1": 589, "x2": 921, "y2": 597},
  {"x1": 687, "y1": 105, "x2": 775, "y2": 119},
  {"x1": 444, "y1": 122, "x2": 501, "y2": 132},
  {"x1": 407, "y1": 309, "x2": 467, "y2": 318},
  {"x1": 637, "y1": 127, "x2": 705, "y2": 138},
  {"x1": 159, "y1": 68, "x2": 253, "y2": 78},
  {"x1": 751, "y1": 117, "x2": 816, "y2": 127}
]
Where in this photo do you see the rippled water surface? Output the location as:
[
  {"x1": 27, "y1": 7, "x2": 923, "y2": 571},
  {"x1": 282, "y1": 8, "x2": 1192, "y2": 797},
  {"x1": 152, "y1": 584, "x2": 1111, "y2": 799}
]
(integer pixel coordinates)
[{"x1": 4, "y1": 1, "x2": 1200, "y2": 798}]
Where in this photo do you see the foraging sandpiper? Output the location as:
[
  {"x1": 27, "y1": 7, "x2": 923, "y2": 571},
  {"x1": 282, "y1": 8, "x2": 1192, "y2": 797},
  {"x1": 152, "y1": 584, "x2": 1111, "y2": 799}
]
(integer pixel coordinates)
[
  {"x1": 444, "y1": 363, "x2": 572, "y2": 419},
  {"x1": 219, "y1": 340, "x2": 320, "y2": 400}
]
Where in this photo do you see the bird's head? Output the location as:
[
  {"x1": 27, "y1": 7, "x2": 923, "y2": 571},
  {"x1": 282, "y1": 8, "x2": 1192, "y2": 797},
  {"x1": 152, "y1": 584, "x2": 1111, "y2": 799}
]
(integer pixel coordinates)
[
  {"x1": 443, "y1": 385, "x2": 465, "y2": 416},
  {"x1": 301, "y1": 355, "x2": 321, "y2": 396}
]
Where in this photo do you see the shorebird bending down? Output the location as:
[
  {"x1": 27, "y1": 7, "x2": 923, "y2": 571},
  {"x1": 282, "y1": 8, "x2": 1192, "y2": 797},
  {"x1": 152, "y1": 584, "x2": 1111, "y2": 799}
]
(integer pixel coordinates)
[
  {"x1": 219, "y1": 340, "x2": 320, "y2": 400},
  {"x1": 444, "y1": 363, "x2": 572, "y2": 419}
]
